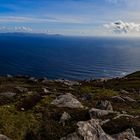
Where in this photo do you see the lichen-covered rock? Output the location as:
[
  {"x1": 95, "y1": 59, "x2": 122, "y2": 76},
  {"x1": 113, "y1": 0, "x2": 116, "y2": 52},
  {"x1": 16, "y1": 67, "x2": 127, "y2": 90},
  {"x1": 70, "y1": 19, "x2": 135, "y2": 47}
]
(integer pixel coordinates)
[
  {"x1": 51, "y1": 93, "x2": 83, "y2": 108},
  {"x1": 60, "y1": 112, "x2": 71, "y2": 126},
  {"x1": 96, "y1": 100, "x2": 113, "y2": 111},
  {"x1": 77, "y1": 119, "x2": 114, "y2": 140},
  {"x1": 89, "y1": 108, "x2": 114, "y2": 118},
  {"x1": 0, "y1": 134, "x2": 11, "y2": 140}
]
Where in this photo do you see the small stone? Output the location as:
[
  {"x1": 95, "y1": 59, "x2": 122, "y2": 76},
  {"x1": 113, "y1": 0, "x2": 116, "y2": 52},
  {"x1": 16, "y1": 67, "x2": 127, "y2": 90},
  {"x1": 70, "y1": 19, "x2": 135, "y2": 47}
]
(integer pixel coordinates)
[
  {"x1": 120, "y1": 89, "x2": 129, "y2": 94},
  {"x1": 16, "y1": 86, "x2": 28, "y2": 93},
  {"x1": 60, "y1": 112, "x2": 71, "y2": 126},
  {"x1": 21, "y1": 108, "x2": 25, "y2": 111},
  {"x1": 42, "y1": 88, "x2": 50, "y2": 94},
  {"x1": 7, "y1": 74, "x2": 13, "y2": 78},
  {"x1": 29, "y1": 77, "x2": 38, "y2": 82},
  {"x1": 81, "y1": 93, "x2": 92, "y2": 101},
  {"x1": 42, "y1": 77, "x2": 48, "y2": 84}
]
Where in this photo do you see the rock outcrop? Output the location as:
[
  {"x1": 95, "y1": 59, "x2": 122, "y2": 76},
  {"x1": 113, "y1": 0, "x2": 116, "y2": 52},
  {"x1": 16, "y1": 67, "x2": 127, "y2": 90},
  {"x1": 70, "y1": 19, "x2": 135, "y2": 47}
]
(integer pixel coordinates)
[
  {"x1": 61, "y1": 119, "x2": 140, "y2": 140},
  {"x1": 61, "y1": 119, "x2": 114, "y2": 140}
]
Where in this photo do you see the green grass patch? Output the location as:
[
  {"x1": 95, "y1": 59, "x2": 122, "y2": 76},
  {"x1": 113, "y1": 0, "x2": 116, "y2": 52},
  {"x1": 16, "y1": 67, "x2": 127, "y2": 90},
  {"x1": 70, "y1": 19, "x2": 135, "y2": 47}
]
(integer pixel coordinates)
[
  {"x1": 92, "y1": 89, "x2": 119, "y2": 99},
  {"x1": 0, "y1": 105, "x2": 39, "y2": 140}
]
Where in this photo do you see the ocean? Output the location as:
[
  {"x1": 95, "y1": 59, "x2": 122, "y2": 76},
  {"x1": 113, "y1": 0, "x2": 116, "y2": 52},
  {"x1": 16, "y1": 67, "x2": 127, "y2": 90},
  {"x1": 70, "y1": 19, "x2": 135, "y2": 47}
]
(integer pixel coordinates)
[{"x1": 0, "y1": 33, "x2": 140, "y2": 80}]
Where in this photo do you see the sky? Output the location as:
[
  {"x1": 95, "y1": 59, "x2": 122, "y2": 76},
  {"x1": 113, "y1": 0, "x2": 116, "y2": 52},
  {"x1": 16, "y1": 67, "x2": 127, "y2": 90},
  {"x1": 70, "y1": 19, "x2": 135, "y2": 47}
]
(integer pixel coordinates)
[{"x1": 0, "y1": 0, "x2": 140, "y2": 36}]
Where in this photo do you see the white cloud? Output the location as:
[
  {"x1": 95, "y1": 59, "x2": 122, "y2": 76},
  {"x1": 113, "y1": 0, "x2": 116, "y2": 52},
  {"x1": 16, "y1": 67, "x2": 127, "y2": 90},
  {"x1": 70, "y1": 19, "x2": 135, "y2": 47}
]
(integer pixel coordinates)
[
  {"x1": 0, "y1": 16, "x2": 88, "y2": 24},
  {"x1": 104, "y1": 20, "x2": 140, "y2": 34},
  {"x1": 0, "y1": 26, "x2": 32, "y2": 33}
]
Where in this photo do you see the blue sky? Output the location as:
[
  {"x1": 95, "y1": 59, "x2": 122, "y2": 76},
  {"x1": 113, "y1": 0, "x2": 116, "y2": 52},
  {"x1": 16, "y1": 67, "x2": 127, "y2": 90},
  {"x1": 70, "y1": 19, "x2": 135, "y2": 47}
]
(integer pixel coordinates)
[{"x1": 0, "y1": 0, "x2": 140, "y2": 36}]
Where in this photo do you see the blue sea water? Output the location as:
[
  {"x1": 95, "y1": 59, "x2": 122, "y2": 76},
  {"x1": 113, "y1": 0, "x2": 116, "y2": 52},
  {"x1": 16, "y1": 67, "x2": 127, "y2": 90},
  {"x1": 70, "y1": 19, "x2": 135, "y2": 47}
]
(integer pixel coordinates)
[{"x1": 0, "y1": 33, "x2": 140, "y2": 80}]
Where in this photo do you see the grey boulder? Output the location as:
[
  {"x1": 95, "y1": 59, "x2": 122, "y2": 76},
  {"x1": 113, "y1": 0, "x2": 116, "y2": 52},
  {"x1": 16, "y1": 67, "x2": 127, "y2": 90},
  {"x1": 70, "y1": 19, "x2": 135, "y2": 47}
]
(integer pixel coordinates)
[
  {"x1": 89, "y1": 108, "x2": 114, "y2": 118},
  {"x1": 51, "y1": 93, "x2": 83, "y2": 108},
  {"x1": 0, "y1": 134, "x2": 11, "y2": 140},
  {"x1": 96, "y1": 100, "x2": 113, "y2": 111}
]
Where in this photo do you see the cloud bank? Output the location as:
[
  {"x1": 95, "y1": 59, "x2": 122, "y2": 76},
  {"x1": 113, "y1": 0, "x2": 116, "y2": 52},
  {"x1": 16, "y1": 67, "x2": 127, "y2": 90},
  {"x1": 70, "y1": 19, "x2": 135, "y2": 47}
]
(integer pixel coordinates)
[
  {"x1": 0, "y1": 26, "x2": 32, "y2": 33},
  {"x1": 104, "y1": 20, "x2": 140, "y2": 34}
]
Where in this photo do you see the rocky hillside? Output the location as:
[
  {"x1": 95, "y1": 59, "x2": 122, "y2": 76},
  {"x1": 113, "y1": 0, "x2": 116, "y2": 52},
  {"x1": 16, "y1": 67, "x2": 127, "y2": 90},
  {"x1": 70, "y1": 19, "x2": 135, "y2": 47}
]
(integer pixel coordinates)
[{"x1": 0, "y1": 71, "x2": 140, "y2": 140}]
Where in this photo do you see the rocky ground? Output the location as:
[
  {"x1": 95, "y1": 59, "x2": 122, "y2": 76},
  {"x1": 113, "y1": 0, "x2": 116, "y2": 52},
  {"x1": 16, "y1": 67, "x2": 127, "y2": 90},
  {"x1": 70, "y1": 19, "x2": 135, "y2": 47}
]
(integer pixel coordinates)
[{"x1": 0, "y1": 71, "x2": 140, "y2": 140}]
